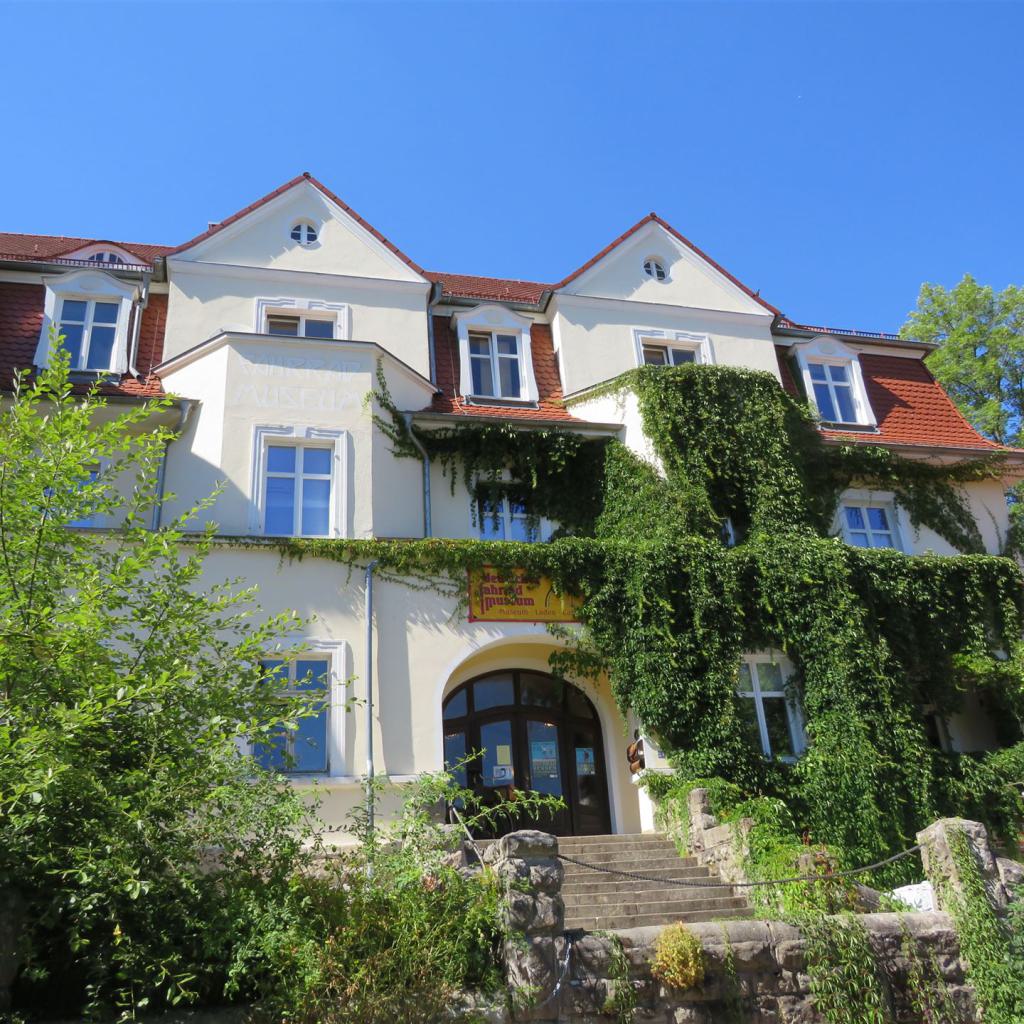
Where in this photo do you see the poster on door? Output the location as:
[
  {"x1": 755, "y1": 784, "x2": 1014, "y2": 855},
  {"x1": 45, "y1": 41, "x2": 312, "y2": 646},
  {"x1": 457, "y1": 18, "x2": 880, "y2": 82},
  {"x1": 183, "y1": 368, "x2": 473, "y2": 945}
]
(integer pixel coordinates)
[
  {"x1": 468, "y1": 567, "x2": 583, "y2": 623},
  {"x1": 575, "y1": 747, "x2": 596, "y2": 776},
  {"x1": 531, "y1": 740, "x2": 559, "y2": 778}
]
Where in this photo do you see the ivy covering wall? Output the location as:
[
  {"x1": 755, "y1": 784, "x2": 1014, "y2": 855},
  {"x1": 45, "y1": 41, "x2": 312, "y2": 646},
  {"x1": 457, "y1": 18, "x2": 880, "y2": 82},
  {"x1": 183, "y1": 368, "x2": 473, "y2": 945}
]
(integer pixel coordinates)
[{"x1": 289, "y1": 363, "x2": 1024, "y2": 868}]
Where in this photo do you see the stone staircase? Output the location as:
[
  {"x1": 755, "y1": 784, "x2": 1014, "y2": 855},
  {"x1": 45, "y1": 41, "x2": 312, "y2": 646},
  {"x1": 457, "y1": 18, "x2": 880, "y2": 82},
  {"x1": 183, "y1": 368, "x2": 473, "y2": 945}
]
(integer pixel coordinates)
[{"x1": 559, "y1": 832, "x2": 751, "y2": 931}]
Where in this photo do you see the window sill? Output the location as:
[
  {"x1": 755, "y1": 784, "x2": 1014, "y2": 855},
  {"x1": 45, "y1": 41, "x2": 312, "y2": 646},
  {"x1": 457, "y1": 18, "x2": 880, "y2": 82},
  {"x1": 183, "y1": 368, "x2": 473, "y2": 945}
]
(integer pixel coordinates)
[
  {"x1": 817, "y1": 420, "x2": 878, "y2": 433},
  {"x1": 464, "y1": 395, "x2": 539, "y2": 409}
]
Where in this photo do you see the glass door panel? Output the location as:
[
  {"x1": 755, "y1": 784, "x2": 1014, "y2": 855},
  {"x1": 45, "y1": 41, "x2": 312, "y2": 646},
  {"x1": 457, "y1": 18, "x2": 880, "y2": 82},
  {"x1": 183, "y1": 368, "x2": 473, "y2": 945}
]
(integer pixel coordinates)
[
  {"x1": 480, "y1": 719, "x2": 515, "y2": 788},
  {"x1": 569, "y1": 723, "x2": 611, "y2": 835},
  {"x1": 526, "y1": 720, "x2": 563, "y2": 797}
]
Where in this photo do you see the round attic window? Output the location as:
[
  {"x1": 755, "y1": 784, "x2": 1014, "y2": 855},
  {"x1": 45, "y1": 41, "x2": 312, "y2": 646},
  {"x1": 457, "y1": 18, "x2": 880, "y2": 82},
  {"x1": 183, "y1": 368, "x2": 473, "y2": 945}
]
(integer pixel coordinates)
[
  {"x1": 643, "y1": 257, "x2": 667, "y2": 281},
  {"x1": 290, "y1": 221, "x2": 319, "y2": 246}
]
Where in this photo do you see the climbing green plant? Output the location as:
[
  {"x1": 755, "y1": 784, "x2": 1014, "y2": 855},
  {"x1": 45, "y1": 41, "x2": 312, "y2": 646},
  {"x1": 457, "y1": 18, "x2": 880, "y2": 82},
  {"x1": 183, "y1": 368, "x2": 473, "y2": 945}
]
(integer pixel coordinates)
[
  {"x1": 803, "y1": 914, "x2": 893, "y2": 1024},
  {"x1": 943, "y1": 829, "x2": 1024, "y2": 1024},
  {"x1": 343, "y1": 362, "x2": 1024, "y2": 866}
]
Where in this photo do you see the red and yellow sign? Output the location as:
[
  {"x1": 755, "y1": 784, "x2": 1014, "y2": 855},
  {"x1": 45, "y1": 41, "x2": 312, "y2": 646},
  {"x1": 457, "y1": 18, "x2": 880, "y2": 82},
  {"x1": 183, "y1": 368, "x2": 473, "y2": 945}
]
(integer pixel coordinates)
[{"x1": 467, "y1": 567, "x2": 583, "y2": 623}]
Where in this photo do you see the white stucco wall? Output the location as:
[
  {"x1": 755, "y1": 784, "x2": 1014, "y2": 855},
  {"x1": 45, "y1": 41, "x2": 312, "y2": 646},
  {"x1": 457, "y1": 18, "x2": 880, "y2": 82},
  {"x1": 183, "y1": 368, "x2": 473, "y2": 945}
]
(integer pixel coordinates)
[{"x1": 552, "y1": 295, "x2": 779, "y2": 398}]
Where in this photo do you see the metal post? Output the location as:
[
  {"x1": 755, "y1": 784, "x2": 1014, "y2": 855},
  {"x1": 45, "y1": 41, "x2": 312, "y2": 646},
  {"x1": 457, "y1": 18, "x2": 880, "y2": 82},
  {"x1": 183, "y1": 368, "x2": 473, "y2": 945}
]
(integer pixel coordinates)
[{"x1": 364, "y1": 560, "x2": 379, "y2": 838}]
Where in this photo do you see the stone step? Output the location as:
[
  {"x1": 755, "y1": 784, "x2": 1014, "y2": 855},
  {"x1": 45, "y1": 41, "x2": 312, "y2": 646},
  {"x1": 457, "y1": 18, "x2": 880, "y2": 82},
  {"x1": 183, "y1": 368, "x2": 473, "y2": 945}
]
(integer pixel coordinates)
[
  {"x1": 560, "y1": 853, "x2": 701, "y2": 873},
  {"x1": 558, "y1": 832, "x2": 673, "y2": 848},
  {"x1": 560, "y1": 868, "x2": 715, "y2": 895},
  {"x1": 561, "y1": 863, "x2": 717, "y2": 885},
  {"x1": 558, "y1": 840, "x2": 681, "y2": 857},
  {"x1": 564, "y1": 893, "x2": 747, "y2": 920},
  {"x1": 564, "y1": 884, "x2": 737, "y2": 909},
  {"x1": 564, "y1": 902, "x2": 750, "y2": 931}
]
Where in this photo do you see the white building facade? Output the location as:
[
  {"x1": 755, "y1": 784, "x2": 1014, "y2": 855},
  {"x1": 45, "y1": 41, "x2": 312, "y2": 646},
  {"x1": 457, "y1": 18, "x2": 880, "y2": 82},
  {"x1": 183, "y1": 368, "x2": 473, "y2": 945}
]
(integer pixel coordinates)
[{"x1": 1, "y1": 173, "x2": 1017, "y2": 840}]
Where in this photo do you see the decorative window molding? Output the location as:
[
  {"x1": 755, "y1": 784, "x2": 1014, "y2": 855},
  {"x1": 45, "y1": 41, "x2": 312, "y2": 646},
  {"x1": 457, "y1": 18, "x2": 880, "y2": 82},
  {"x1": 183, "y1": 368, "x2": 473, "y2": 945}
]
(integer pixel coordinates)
[
  {"x1": 255, "y1": 297, "x2": 350, "y2": 340},
  {"x1": 737, "y1": 653, "x2": 806, "y2": 762},
  {"x1": 33, "y1": 269, "x2": 138, "y2": 374},
  {"x1": 452, "y1": 304, "x2": 538, "y2": 403},
  {"x1": 86, "y1": 252, "x2": 125, "y2": 265},
  {"x1": 632, "y1": 327, "x2": 712, "y2": 368},
  {"x1": 791, "y1": 335, "x2": 876, "y2": 427},
  {"x1": 837, "y1": 490, "x2": 904, "y2": 551},
  {"x1": 252, "y1": 639, "x2": 349, "y2": 776},
  {"x1": 249, "y1": 425, "x2": 349, "y2": 537}
]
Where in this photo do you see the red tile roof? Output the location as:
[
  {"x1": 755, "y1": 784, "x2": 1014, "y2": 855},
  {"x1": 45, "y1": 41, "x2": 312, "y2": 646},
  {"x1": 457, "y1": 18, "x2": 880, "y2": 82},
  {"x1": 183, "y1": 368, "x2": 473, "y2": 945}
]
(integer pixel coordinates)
[
  {"x1": 775, "y1": 344, "x2": 1001, "y2": 452},
  {"x1": 0, "y1": 233, "x2": 172, "y2": 266},
  {"x1": 427, "y1": 271, "x2": 551, "y2": 305},
  {"x1": 0, "y1": 281, "x2": 165, "y2": 397},
  {"x1": 166, "y1": 172, "x2": 428, "y2": 278},
  {"x1": 426, "y1": 315, "x2": 578, "y2": 422},
  {"x1": 557, "y1": 213, "x2": 783, "y2": 316}
]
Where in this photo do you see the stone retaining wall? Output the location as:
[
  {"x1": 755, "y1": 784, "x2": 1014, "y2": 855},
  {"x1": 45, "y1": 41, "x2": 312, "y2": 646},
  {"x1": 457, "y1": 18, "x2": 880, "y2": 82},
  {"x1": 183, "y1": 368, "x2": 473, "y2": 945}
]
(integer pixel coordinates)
[{"x1": 489, "y1": 817, "x2": 1024, "y2": 1023}]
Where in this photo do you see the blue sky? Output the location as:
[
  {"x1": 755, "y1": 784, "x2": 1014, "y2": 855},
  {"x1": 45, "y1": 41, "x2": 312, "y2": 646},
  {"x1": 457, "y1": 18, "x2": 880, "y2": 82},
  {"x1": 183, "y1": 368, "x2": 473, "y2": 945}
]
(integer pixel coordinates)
[{"x1": 1, "y1": 1, "x2": 1020, "y2": 331}]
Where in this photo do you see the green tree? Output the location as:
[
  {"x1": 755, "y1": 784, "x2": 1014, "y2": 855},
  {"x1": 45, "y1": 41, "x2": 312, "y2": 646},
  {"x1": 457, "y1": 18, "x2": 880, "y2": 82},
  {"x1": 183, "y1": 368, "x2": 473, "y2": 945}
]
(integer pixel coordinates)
[
  {"x1": 903, "y1": 274, "x2": 1024, "y2": 446},
  {"x1": 0, "y1": 344, "x2": 323, "y2": 1018}
]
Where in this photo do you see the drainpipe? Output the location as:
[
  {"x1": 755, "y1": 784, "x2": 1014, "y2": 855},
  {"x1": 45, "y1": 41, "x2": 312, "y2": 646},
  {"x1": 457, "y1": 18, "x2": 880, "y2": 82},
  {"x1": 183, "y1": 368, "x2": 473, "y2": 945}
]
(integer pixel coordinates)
[
  {"x1": 403, "y1": 412, "x2": 432, "y2": 537},
  {"x1": 128, "y1": 272, "x2": 151, "y2": 380},
  {"x1": 365, "y1": 559, "x2": 380, "y2": 838},
  {"x1": 152, "y1": 399, "x2": 196, "y2": 530},
  {"x1": 426, "y1": 281, "x2": 442, "y2": 385}
]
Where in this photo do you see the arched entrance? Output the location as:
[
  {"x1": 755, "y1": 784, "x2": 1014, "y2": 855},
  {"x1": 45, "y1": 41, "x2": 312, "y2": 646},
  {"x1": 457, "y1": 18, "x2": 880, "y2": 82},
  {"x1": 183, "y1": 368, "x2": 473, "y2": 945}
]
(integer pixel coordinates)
[{"x1": 442, "y1": 670, "x2": 612, "y2": 837}]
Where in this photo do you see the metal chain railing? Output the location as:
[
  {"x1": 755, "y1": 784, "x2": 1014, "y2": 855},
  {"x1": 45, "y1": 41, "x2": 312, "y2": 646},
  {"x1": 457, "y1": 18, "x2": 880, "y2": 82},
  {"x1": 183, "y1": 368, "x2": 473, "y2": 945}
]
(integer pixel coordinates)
[{"x1": 556, "y1": 844, "x2": 923, "y2": 889}]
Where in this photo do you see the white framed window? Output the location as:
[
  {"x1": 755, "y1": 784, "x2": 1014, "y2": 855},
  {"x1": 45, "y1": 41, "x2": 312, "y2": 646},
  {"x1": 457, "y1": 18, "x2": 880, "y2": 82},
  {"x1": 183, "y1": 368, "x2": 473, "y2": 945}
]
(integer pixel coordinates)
[
  {"x1": 86, "y1": 252, "x2": 125, "y2": 265},
  {"x1": 255, "y1": 657, "x2": 331, "y2": 773},
  {"x1": 251, "y1": 425, "x2": 348, "y2": 538},
  {"x1": 266, "y1": 313, "x2": 335, "y2": 339},
  {"x1": 808, "y1": 361, "x2": 857, "y2": 423},
  {"x1": 255, "y1": 297, "x2": 350, "y2": 340},
  {"x1": 469, "y1": 330, "x2": 523, "y2": 398},
  {"x1": 477, "y1": 493, "x2": 538, "y2": 542},
  {"x1": 453, "y1": 305, "x2": 539, "y2": 403},
  {"x1": 33, "y1": 269, "x2": 136, "y2": 374},
  {"x1": 56, "y1": 298, "x2": 121, "y2": 371},
  {"x1": 642, "y1": 342, "x2": 698, "y2": 367},
  {"x1": 643, "y1": 257, "x2": 668, "y2": 281},
  {"x1": 840, "y1": 501, "x2": 901, "y2": 550},
  {"x1": 290, "y1": 221, "x2": 319, "y2": 246},
  {"x1": 633, "y1": 328, "x2": 711, "y2": 368},
  {"x1": 737, "y1": 657, "x2": 805, "y2": 762},
  {"x1": 264, "y1": 444, "x2": 332, "y2": 536},
  {"x1": 68, "y1": 466, "x2": 102, "y2": 528},
  {"x1": 791, "y1": 336, "x2": 875, "y2": 427}
]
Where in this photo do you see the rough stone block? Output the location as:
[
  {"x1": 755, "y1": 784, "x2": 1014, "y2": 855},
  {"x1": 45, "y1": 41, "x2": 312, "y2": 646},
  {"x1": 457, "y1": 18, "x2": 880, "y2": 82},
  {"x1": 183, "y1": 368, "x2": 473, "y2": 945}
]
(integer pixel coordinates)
[
  {"x1": 502, "y1": 891, "x2": 564, "y2": 935},
  {"x1": 529, "y1": 860, "x2": 564, "y2": 894},
  {"x1": 916, "y1": 817, "x2": 1008, "y2": 913},
  {"x1": 498, "y1": 830, "x2": 559, "y2": 862}
]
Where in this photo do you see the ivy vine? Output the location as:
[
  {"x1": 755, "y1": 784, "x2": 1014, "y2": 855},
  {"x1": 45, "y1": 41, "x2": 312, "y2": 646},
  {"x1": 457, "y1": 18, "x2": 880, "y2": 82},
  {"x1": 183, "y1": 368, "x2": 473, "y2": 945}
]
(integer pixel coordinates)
[{"x1": 271, "y1": 362, "x2": 1024, "y2": 868}]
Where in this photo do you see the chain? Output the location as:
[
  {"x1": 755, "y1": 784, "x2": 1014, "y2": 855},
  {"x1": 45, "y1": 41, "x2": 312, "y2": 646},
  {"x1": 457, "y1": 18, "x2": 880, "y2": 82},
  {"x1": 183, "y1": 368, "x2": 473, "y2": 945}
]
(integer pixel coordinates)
[
  {"x1": 557, "y1": 844, "x2": 922, "y2": 889},
  {"x1": 527, "y1": 929, "x2": 578, "y2": 1012}
]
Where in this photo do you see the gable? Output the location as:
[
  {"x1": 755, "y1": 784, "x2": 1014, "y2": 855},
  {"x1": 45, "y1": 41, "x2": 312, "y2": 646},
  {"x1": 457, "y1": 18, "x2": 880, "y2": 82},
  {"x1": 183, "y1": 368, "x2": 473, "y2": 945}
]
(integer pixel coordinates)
[
  {"x1": 559, "y1": 218, "x2": 773, "y2": 317},
  {"x1": 170, "y1": 178, "x2": 426, "y2": 284}
]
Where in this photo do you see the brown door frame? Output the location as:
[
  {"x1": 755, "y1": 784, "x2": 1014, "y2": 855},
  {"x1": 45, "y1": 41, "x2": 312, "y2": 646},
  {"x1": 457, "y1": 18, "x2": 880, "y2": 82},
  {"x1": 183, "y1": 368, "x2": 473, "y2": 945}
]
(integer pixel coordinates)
[{"x1": 442, "y1": 669, "x2": 612, "y2": 837}]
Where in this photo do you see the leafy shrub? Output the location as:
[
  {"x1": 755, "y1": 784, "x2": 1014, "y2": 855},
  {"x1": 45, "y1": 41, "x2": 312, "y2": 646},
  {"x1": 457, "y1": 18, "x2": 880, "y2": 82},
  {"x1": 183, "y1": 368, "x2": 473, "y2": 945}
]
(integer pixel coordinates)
[{"x1": 650, "y1": 923, "x2": 705, "y2": 990}]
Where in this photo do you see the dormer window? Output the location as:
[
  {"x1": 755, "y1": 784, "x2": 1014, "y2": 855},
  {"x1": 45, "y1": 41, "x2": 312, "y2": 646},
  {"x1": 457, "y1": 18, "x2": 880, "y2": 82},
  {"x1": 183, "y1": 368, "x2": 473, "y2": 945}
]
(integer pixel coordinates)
[
  {"x1": 290, "y1": 221, "x2": 318, "y2": 246},
  {"x1": 452, "y1": 305, "x2": 539, "y2": 404},
  {"x1": 33, "y1": 269, "x2": 136, "y2": 375},
  {"x1": 58, "y1": 299, "x2": 120, "y2": 370},
  {"x1": 86, "y1": 252, "x2": 125, "y2": 265},
  {"x1": 791, "y1": 336, "x2": 875, "y2": 428},
  {"x1": 470, "y1": 331, "x2": 521, "y2": 398},
  {"x1": 808, "y1": 361, "x2": 856, "y2": 423}
]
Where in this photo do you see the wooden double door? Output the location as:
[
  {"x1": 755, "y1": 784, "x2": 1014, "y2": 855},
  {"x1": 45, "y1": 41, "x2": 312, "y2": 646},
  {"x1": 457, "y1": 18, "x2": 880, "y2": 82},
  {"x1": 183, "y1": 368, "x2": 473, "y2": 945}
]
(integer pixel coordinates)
[{"x1": 442, "y1": 670, "x2": 612, "y2": 837}]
